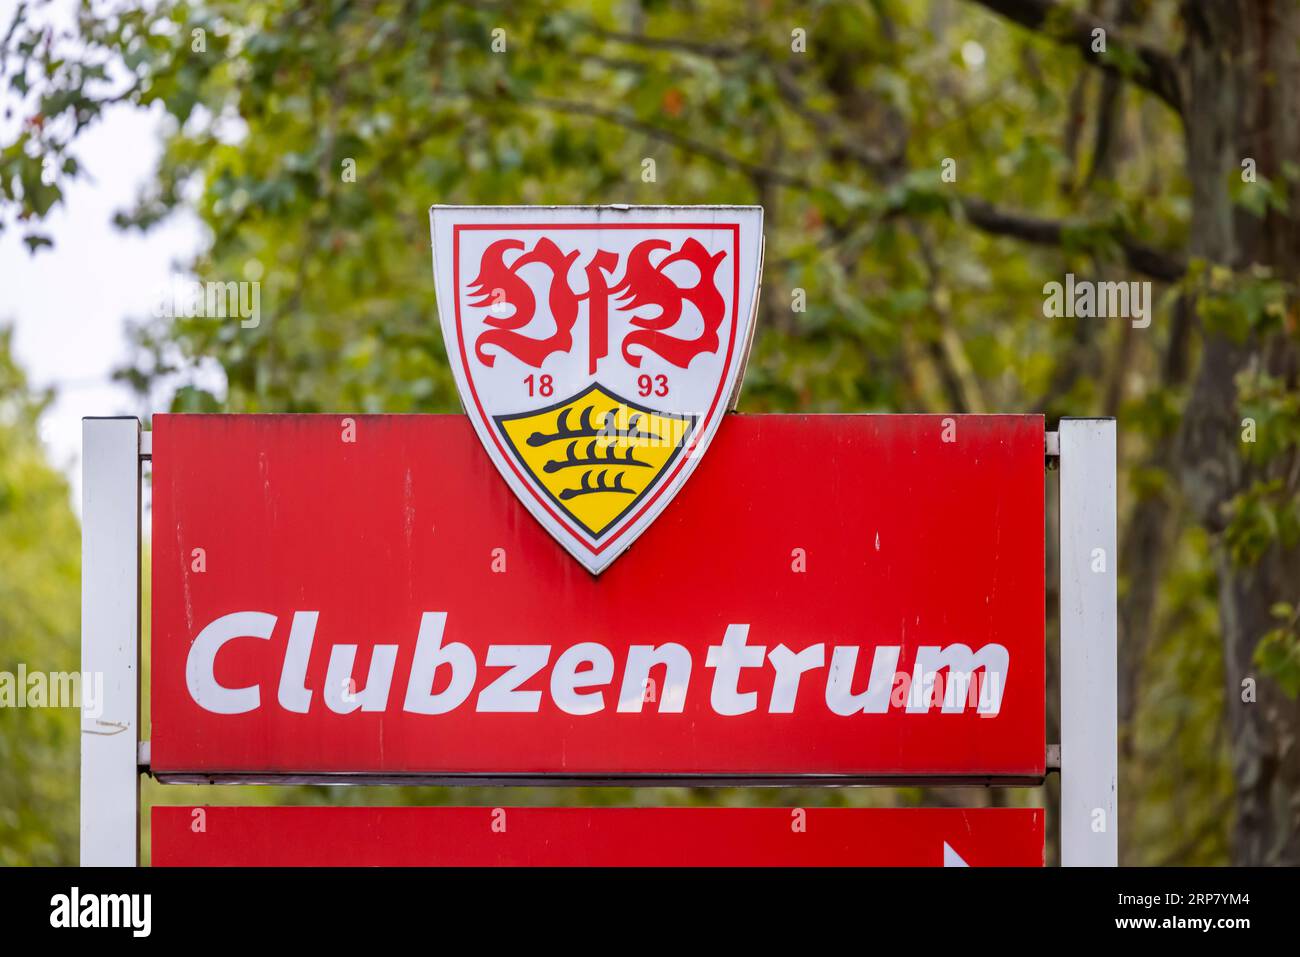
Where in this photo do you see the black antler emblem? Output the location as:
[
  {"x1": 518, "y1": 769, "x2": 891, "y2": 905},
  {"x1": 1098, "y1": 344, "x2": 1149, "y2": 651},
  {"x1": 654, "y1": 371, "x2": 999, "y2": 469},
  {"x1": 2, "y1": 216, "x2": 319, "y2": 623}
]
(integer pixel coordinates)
[
  {"x1": 543, "y1": 440, "x2": 651, "y2": 473},
  {"x1": 527, "y1": 405, "x2": 662, "y2": 447},
  {"x1": 558, "y1": 469, "x2": 636, "y2": 500}
]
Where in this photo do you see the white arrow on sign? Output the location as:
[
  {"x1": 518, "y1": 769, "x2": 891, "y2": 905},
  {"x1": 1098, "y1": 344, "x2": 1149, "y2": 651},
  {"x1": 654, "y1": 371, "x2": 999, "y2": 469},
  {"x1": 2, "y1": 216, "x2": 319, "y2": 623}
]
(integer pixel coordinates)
[{"x1": 943, "y1": 841, "x2": 970, "y2": 867}]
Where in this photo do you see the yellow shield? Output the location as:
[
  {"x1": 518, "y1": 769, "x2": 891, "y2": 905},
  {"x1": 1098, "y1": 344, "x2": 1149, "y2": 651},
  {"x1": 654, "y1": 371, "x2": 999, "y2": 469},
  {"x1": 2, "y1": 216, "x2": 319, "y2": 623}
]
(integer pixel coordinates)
[{"x1": 495, "y1": 384, "x2": 695, "y2": 539}]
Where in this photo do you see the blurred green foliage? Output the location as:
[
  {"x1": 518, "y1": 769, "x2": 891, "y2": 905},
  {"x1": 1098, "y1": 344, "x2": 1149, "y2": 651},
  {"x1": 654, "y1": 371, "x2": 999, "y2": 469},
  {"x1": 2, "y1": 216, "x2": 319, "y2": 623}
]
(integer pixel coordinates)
[{"x1": 0, "y1": 326, "x2": 80, "y2": 865}]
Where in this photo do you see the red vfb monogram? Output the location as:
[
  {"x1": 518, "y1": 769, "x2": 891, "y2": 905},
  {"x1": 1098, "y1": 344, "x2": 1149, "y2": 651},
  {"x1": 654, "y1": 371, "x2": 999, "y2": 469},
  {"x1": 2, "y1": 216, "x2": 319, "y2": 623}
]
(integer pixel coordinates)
[{"x1": 467, "y1": 236, "x2": 727, "y2": 374}]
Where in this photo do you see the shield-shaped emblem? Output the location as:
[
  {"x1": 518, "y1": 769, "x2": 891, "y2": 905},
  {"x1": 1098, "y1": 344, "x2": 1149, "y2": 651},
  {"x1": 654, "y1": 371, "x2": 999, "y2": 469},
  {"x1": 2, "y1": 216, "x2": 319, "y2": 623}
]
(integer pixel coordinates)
[{"x1": 431, "y1": 205, "x2": 764, "y2": 574}]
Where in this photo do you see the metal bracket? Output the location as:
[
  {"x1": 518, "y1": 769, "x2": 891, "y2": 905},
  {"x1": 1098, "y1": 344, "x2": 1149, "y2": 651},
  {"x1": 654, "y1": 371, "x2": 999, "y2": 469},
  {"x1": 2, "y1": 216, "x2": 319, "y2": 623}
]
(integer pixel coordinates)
[{"x1": 1046, "y1": 744, "x2": 1061, "y2": 770}]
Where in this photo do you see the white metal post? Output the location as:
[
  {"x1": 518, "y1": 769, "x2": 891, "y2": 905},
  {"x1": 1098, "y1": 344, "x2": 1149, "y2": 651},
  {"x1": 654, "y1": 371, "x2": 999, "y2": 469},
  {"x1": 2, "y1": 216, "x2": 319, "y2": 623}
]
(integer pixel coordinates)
[
  {"x1": 80, "y1": 417, "x2": 142, "y2": 866},
  {"x1": 1058, "y1": 418, "x2": 1118, "y2": 866}
]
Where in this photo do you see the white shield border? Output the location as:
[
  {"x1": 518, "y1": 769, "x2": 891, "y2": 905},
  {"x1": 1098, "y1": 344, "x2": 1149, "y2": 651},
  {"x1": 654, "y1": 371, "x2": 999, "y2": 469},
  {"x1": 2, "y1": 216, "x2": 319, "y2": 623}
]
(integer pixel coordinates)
[{"x1": 430, "y1": 204, "x2": 764, "y2": 575}]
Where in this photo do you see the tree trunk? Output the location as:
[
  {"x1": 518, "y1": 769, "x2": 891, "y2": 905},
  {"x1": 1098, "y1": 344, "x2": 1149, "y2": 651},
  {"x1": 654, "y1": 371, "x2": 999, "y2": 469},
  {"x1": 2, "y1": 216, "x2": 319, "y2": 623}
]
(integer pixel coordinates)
[{"x1": 1179, "y1": 0, "x2": 1300, "y2": 865}]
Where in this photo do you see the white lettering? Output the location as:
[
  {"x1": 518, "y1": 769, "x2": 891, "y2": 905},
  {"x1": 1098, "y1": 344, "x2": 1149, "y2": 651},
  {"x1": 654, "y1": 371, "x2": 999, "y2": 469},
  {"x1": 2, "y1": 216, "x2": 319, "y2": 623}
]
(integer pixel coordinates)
[
  {"x1": 825, "y1": 645, "x2": 899, "y2": 715},
  {"x1": 184, "y1": 611, "x2": 1014, "y2": 719},
  {"x1": 403, "y1": 612, "x2": 476, "y2": 714},
  {"x1": 277, "y1": 610, "x2": 317, "y2": 713},
  {"x1": 617, "y1": 644, "x2": 692, "y2": 712},
  {"x1": 906, "y1": 643, "x2": 1009, "y2": 716},
  {"x1": 324, "y1": 643, "x2": 399, "y2": 713},
  {"x1": 477, "y1": 645, "x2": 551, "y2": 712},
  {"x1": 767, "y1": 643, "x2": 825, "y2": 712},
  {"x1": 186, "y1": 611, "x2": 276, "y2": 714},
  {"x1": 705, "y1": 624, "x2": 765, "y2": 716},
  {"x1": 551, "y1": 642, "x2": 614, "y2": 715}
]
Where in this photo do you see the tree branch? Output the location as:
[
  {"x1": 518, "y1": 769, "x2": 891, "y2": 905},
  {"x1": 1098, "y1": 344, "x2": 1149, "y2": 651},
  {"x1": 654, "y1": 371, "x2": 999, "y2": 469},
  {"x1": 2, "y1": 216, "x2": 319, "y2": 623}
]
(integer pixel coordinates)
[
  {"x1": 583, "y1": 25, "x2": 744, "y2": 60},
  {"x1": 960, "y1": 197, "x2": 1187, "y2": 281},
  {"x1": 966, "y1": 0, "x2": 1183, "y2": 114},
  {"x1": 508, "y1": 95, "x2": 1186, "y2": 283},
  {"x1": 524, "y1": 95, "x2": 812, "y2": 189}
]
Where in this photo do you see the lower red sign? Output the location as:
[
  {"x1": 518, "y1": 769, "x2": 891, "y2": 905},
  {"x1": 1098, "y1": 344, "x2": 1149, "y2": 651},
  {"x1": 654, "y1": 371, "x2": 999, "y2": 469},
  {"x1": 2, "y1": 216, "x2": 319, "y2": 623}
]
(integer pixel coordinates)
[
  {"x1": 152, "y1": 806, "x2": 1044, "y2": 867},
  {"x1": 150, "y1": 414, "x2": 1045, "y2": 780}
]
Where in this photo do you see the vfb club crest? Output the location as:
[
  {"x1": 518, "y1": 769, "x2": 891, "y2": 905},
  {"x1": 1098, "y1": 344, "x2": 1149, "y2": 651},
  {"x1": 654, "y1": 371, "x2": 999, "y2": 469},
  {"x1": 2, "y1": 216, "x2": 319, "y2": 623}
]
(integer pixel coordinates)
[{"x1": 431, "y1": 206, "x2": 764, "y2": 573}]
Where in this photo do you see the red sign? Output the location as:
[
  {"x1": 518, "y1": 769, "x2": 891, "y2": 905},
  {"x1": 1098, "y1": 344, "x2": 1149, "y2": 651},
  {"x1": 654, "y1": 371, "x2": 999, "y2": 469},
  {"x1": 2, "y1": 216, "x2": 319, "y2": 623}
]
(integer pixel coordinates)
[
  {"x1": 152, "y1": 806, "x2": 1044, "y2": 866},
  {"x1": 150, "y1": 413, "x2": 1045, "y2": 780}
]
